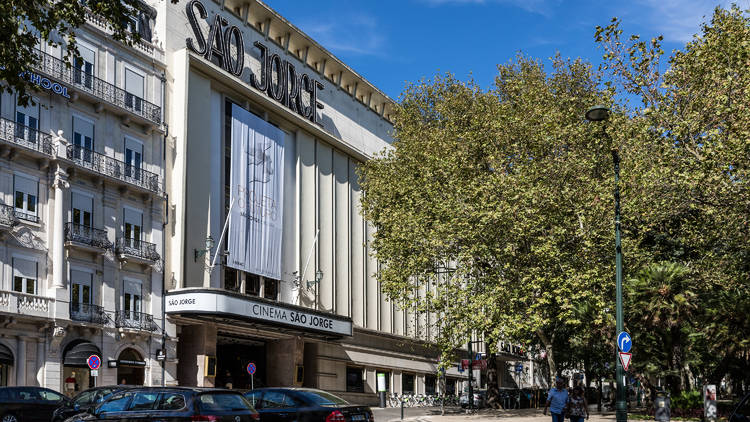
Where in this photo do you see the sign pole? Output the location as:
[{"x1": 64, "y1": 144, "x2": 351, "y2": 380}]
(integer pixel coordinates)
[{"x1": 251, "y1": 373, "x2": 254, "y2": 390}]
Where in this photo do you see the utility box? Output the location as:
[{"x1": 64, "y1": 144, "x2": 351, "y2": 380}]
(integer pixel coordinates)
[{"x1": 704, "y1": 385, "x2": 717, "y2": 422}]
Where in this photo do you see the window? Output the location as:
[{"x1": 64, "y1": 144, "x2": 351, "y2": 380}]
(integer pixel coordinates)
[
  {"x1": 14, "y1": 174, "x2": 38, "y2": 222},
  {"x1": 446, "y1": 378, "x2": 456, "y2": 395},
  {"x1": 123, "y1": 207, "x2": 143, "y2": 248},
  {"x1": 70, "y1": 270, "x2": 93, "y2": 314},
  {"x1": 156, "y1": 393, "x2": 186, "y2": 411},
  {"x1": 128, "y1": 392, "x2": 159, "y2": 411},
  {"x1": 15, "y1": 102, "x2": 39, "y2": 143},
  {"x1": 13, "y1": 257, "x2": 38, "y2": 295},
  {"x1": 245, "y1": 391, "x2": 262, "y2": 408},
  {"x1": 73, "y1": 44, "x2": 95, "y2": 89},
  {"x1": 123, "y1": 279, "x2": 142, "y2": 319},
  {"x1": 346, "y1": 367, "x2": 364, "y2": 393},
  {"x1": 197, "y1": 393, "x2": 252, "y2": 412},
  {"x1": 376, "y1": 372, "x2": 390, "y2": 393},
  {"x1": 246, "y1": 273, "x2": 260, "y2": 296},
  {"x1": 425, "y1": 375, "x2": 436, "y2": 395},
  {"x1": 72, "y1": 116, "x2": 95, "y2": 164},
  {"x1": 263, "y1": 277, "x2": 278, "y2": 300},
  {"x1": 124, "y1": 68, "x2": 144, "y2": 112},
  {"x1": 39, "y1": 389, "x2": 64, "y2": 403},
  {"x1": 296, "y1": 390, "x2": 348, "y2": 406},
  {"x1": 98, "y1": 392, "x2": 134, "y2": 413},
  {"x1": 225, "y1": 267, "x2": 240, "y2": 292},
  {"x1": 402, "y1": 373, "x2": 415, "y2": 395},
  {"x1": 72, "y1": 192, "x2": 93, "y2": 228},
  {"x1": 259, "y1": 391, "x2": 298, "y2": 409},
  {"x1": 124, "y1": 137, "x2": 143, "y2": 181},
  {"x1": 74, "y1": 390, "x2": 97, "y2": 407}
]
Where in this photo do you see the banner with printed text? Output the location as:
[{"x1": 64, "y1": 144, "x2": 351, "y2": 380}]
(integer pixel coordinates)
[{"x1": 228, "y1": 103, "x2": 285, "y2": 279}]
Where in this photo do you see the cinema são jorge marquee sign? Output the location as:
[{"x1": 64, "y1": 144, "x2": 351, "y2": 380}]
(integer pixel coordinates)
[
  {"x1": 185, "y1": 0, "x2": 325, "y2": 127},
  {"x1": 166, "y1": 290, "x2": 353, "y2": 336}
]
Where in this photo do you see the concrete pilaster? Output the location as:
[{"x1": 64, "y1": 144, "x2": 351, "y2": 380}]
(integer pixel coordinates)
[
  {"x1": 52, "y1": 163, "x2": 68, "y2": 289},
  {"x1": 16, "y1": 337, "x2": 26, "y2": 386}
]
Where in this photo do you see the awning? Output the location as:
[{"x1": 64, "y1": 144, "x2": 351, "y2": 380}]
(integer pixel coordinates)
[
  {"x1": 0, "y1": 343, "x2": 13, "y2": 365},
  {"x1": 63, "y1": 341, "x2": 101, "y2": 367}
]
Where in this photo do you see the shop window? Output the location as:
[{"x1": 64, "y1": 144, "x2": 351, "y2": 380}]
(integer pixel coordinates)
[
  {"x1": 263, "y1": 277, "x2": 278, "y2": 300},
  {"x1": 346, "y1": 367, "x2": 364, "y2": 393},
  {"x1": 446, "y1": 378, "x2": 456, "y2": 395},
  {"x1": 246, "y1": 273, "x2": 260, "y2": 296},
  {"x1": 402, "y1": 373, "x2": 415, "y2": 395},
  {"x1": 425, "y1": 375, "x2": 436, "y2": 395}
]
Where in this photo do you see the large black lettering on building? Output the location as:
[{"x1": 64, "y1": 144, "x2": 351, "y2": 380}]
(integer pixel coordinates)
[{"x1": 185, "y1": 0, "x2": 324, "y2": 127}]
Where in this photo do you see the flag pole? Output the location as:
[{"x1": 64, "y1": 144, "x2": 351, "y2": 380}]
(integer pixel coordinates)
[{"x1": 210, "y1": 196, "x2": 236, "y2": 270}]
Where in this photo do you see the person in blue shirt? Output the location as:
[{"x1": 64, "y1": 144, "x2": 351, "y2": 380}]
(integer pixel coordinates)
[{"x1": 544, "y1": 377, "x2": 569, "y2": 422}]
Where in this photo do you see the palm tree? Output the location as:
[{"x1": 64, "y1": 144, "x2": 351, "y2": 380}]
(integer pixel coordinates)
[{"x1": 627, "y1": 262, "x2": 699, "y2": 394}]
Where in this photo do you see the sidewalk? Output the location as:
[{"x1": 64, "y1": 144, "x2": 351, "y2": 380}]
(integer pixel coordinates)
[{"x1": 380, "y1": 408, "x2": 647, "y2": 422}]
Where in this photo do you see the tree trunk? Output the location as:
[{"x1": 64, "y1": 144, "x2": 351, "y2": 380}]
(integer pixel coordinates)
[
  {"x1": 486, "y1": 351, "x2": 501, "y2": 408},
  {"x1": 537, "y1": 329, "x2": 556, "y2": 384}
]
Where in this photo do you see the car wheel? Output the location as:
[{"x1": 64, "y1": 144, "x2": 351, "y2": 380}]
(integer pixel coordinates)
[{"x1": 2, "y1": 414, "x2": 19, "y2": 422}]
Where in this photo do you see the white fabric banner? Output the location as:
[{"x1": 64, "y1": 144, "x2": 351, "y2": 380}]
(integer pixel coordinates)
[{"x1": 227, "y1": 104, "x2": 285, "y2": 279}]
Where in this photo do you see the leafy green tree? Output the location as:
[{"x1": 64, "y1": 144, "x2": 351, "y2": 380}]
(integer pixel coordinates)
[
  {"x1": 359, "y1": 54, "x2": 632, "y2": 385},
  {"x1": 1, "y1": 0, "x2": 151, "y2": 105}
]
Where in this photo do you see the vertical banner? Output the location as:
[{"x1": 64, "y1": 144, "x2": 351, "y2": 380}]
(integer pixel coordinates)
[{"x1": 228, "y1": 104, "x2": 285, "y2": 279}]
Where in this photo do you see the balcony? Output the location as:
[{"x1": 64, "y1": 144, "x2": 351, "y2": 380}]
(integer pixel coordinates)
[
  {"x1": 30, "y1": 49, "x2": 161, "y2": 126},
  {"x1": 115, "y1": 237, "x2": 160, "y2": 264},
  {"x1": 0, "y1": 290, "x2": 55, "y2": 319},
  {"x1": 0, "y1": 204, "x2": 18, "y2": 230},
  {"x1": 65, "y1": 144, "x2": 162, "y2": 194},
  {"x1": 84, "y1": 10, "x2": 164, "y2": 63},
  {"x1": 14, "y1": 210, "x2": 39, "y2": 224},
  {"x1": 115, "y1": 310, "x2": 157, "y2": 331},
  {"x1": 70, "y1": 303, "x2": 110, "y2": 324},
  {"x1": 64, "y1": 222, "x2": 113, "y2": 252},
  {"x1": 0, "y1": 117, "x2": 55, "y2": 157}
]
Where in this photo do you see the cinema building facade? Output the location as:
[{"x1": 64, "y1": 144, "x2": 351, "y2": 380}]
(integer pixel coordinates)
[{"x1": 159, "y1": 0, "x2": 478, "y2": 403}]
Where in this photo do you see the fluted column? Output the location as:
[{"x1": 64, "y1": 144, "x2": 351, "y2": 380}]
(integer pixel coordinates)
[{"x1": 52, "y1": 164, "x2": 69, "y2": 288}]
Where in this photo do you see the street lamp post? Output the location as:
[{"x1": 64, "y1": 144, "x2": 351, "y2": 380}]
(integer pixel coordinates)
[{"x1": 585, "y1": 105, "x2": 627, "y2": 422}]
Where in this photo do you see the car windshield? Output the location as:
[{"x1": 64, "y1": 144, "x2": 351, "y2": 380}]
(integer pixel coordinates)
[
  {"x1": 297, "y1": 391, "x2": 349, "y2": 406},
  {"x1": 198, "y1": 393, "x2": 254, "y2": 412}
]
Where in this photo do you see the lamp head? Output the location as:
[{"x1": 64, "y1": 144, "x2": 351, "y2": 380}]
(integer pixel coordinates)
[
  {"x1": 205, "y1": 236, "x2": 215, "y2": 250},
  {"x1": 585, "y1": 105, "x2": 610, "y2": 122}
]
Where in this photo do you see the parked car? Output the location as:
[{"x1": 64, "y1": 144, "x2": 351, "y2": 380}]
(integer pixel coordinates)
[
  {"x1": 244, "y1": 388, "x2": 374, "y2": 422},
  {"x1": 0, "y1": 386, "x2": 72, "y2": 422},
  {"x1": 53, "y1": 386, "x2": 137, "y2": 422},
  {"x1": 730, "y1": 393, "x2": 750, "y2": 422},
  {"x1": 62, "y1": 387, "x2": 257, "y2": 422},
  {"x1": 459, "y1": 389, "x2": 486, "y2": 408}
]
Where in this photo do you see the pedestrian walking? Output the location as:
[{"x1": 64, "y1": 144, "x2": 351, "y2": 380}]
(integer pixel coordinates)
[
  {"x1": 567, "y1": 386, "x2": 589, "y2": 422},
  {"x1": 544, "y1": 377, "x2": 569, "y2": 422}
]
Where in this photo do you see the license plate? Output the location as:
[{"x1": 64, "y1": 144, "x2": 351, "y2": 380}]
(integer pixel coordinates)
[{"x1": 351, "y1": 415, "x2": 365, "y2": 421}]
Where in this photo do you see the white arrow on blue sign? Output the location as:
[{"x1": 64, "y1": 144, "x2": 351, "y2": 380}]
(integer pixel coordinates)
[{"x1": 617, "y1": 332, "x2": 632, "y2": 353}]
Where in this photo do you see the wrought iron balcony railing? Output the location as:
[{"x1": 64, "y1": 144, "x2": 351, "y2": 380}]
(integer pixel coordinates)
[
  {"x1": 30, "y1": 48, "x2": 161, "y2": 125},
  {"x1": 65, "y1": 222, "x2": 113, "y2": 250},
  {"x1": 70, "y1": 302, "x2": 109, "y2": 324},
  {"x1": 0, "y1": 117, "x2": 54, "y2": 156},
  {"x1": 116, "y1": 237, "x2": 160, "y2": 262},
  {"x1": 115, "y1": 310, "x2": 157, "y2": 331},
  {"x1": 0, "y1": 204, "x2": 18, "y2": 227},
  {"x1": 15, "y1": 210, "x2": 39, "y2": 223},
  {"x1": 65, "y1": 144, "x2": 162, "y2": 194}
]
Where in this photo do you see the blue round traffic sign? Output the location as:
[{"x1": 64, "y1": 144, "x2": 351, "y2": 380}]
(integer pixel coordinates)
[
  {"x1": 617, "y1": 332, "x2": 632, "y2": 353},
  {"x1": 87, "y1": 355, "x2": 101, "y2": 370},
  {"x1": 247, "y1": 362, "x2": 256, "y2": 375}
]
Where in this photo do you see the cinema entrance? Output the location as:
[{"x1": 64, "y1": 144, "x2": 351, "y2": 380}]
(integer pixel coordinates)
[{"x1": 216, "y1": 335, "x2": 266, "y2": 389}]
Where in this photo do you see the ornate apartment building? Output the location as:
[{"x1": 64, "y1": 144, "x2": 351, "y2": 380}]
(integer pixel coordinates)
[{"x1": 0, "y1": 2, "x2": 169, "y2": 393}]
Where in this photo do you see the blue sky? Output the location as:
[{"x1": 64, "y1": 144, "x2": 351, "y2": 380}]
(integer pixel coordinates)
[{"x1": 266, "y1": 0, "x2": 743, "y2": 101}]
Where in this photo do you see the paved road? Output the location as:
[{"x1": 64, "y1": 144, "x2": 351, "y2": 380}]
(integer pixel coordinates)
[{"x1": 372, "y1": 407, "x2": 646, "y2": 422}]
